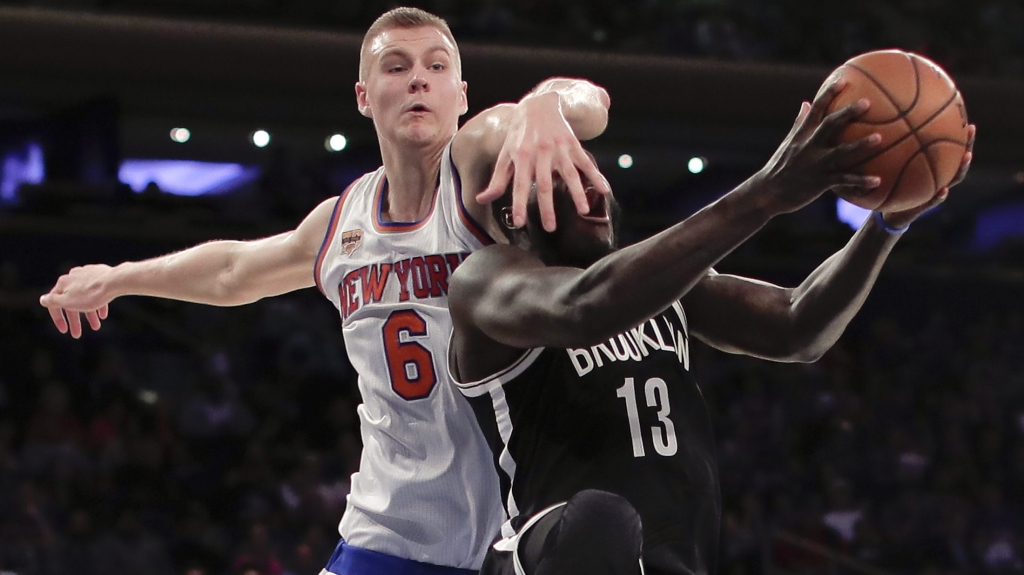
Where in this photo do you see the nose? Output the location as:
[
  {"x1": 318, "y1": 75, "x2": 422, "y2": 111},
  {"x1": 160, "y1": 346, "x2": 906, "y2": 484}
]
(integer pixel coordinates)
[{"x1": 409, "y1": 70, "x2": 428, "y2": 93}]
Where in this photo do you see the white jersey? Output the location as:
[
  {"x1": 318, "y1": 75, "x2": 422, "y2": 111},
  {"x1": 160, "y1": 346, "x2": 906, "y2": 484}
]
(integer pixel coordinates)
[{"x1": 315, "y1": 142, "x2": 505, "y2": 569}]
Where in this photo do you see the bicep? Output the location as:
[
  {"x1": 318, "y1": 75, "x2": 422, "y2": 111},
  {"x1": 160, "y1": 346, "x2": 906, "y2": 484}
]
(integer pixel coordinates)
[
  {"x1": 451, "y1": 249, "x2": 588, "y2": 349},
  {"x1": 684, "y1": 272, "x2": 800, "y2": 360},
  {"x1": 232, "y1": 197, "x2": 335, "y2": 298}
]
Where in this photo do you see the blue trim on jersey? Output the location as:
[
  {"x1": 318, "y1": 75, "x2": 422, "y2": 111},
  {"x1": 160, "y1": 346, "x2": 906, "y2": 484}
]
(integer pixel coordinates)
[
  {"x1": 449, "y1": 153, "x2": 495, "y2": 246},
  {"x1": 313, "y1": 182, "x2": 356, "y2": 296},
  {"x1": 373, "y1": 177, "x2": 439, "y2": 231},
  {"x1": 323, "y1": 539, "x2": 478, "y2": 575}
]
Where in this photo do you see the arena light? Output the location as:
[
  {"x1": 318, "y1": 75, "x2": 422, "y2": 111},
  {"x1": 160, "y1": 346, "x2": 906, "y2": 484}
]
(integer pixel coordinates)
[
  {"x1": 687, "y1": 157, "x2": 706, "y2": 174},
  {"x1": 1, "y1": 142, "x2": 44, "y2": 203},
  {"x1": 118, "y1": 159, "x2": 261, "y2": 196},
  {"x1": 170, "y1": 128, "x2": 191, "y2": 143},
  {"x1": 326, "y1": 134, "x2": 348, "y2": 152},
  {"x1": 836, "y1": 198, "x2": 872, "y2": 230},
  {"x1": 252, "y1": 130, "x2": 271, "y2": 148},
  {"x1": 618, "y1": 154, "x2": 633, "y2": 169}
]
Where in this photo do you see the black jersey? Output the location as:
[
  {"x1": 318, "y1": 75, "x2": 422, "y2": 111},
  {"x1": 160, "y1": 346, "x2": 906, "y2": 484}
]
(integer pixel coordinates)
[{"x1": 454, "y1": 302, "x2": 721, "y2": 575}]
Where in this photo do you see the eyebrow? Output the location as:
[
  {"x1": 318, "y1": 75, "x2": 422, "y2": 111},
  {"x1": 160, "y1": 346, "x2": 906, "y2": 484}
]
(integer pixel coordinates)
[{"x1": 378, "y1": 44, "x2": 454, "y2": 61}]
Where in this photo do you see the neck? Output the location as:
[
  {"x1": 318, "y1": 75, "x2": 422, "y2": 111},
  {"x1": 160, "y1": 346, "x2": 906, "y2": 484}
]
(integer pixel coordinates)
[{"x1": 378, "y1": 136, "x2": 449, "y2": 222}]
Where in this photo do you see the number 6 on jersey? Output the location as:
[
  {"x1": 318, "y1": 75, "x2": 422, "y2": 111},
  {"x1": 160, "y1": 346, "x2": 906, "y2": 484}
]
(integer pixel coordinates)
[{"x1": 382, "y1": 310, "x2": 438, "y2": 400}]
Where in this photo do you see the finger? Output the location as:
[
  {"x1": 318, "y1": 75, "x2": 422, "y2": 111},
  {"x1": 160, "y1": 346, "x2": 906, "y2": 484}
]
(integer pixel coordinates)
[
  {"x1": 965, "y1": 124, "x2": 977, "y2": 153},
  {"x1": 99, "y1": 304, "x2": 109, "y2": 320},
  {"x1": 786, "y1": 101, "x2": 811, "y2": 139},
  {"x1": 511, "y1": 155, "x2": 534, "y2": 228},
  {"x1": 46, "y1": 305, "x2": 69, "y2": 334},
  {"x1": 477, "y1": 154, "x2": 514, "y2": 205},
  {"x1": 85, "y1": 310, "x2": 102, "y2": 331},
  {"x1": 534, "y1": 154, "x2": 557, "y2": 231},
  {"x1": 573, "y1": 146, "x2": 611, "y2": 195},
  {"x1": 927, "y1": 187, "x2": 951, "y2": 209},
  {"x1": 948, "y1": 151, "x2": 973, "y2": 187},
  {"x1": 799, "y1": 78, "x2": 850, "y2": 139},
  {"x1": 886, "y1": 187, "x2": 951, "y2": 227},
  {"x1": 66, "y1": 311, "x2": 83, "y2": 339},
  {"x1": 832, "y1": 174, "x2": 881, "y2": 197},
  {"x1": 825, "y1": 132, "x2": 881, "y2": 162},
  {"x1": 811, "y1": 99, "x2": 871, "y2": 145},
  {"x1": 558, "y1": 157, "x2": 590, "y2": 216}
]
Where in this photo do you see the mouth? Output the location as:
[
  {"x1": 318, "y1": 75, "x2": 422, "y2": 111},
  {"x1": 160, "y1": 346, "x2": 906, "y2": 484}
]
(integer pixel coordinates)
[
  {"x1": 581, "y1": 187, "x2": 609, "y2": 221},
  {"x1": 405, "y1": 103, "x2": 431, "y2": 114}
]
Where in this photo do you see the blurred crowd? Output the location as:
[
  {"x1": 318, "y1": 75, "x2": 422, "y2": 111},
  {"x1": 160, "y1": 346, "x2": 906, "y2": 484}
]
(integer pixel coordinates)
[
  {"x1": 1, "y1": 255, "x2": 1022, "y2": 575},
  {"x1": 709, "y1": 299, "x2": 1024, "y2": 574},
  {"x1": 7, "y1": 0, "x2": 1022, "y2": 78}
]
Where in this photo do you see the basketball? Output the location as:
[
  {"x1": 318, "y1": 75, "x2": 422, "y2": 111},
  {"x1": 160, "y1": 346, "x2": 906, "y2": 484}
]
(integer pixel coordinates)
[{"x1": 822, "y1": 49, "x2": 970, "y2": 212}]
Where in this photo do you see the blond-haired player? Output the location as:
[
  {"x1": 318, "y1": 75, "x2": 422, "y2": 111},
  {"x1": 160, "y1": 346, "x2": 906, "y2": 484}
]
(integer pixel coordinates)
[{"x1": 39, "y1": 7, "x2": 611, "y2": 575}]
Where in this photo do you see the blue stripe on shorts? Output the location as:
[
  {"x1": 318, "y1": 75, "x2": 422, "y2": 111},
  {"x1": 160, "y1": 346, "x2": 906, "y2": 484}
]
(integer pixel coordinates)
[{"x1": 323, "y1": 539, "x2": 478, "y2": 575}]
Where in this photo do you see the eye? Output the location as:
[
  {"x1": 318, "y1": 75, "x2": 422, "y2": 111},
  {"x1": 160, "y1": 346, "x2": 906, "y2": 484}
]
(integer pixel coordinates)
[
  {"x1": 388, "y1": 65, "x2": 405, "y2": 73},
  {"x1": 430, "y1": 62, "x2": 445, "y2": 71}
]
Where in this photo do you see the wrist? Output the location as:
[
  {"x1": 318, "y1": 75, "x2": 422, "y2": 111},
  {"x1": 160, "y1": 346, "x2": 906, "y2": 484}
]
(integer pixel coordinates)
[
  {"x1": 872, "y1": 211, "x2": 909, "y2": 235},
  {"x1": 744, "y1": 169, "x2": 788, "y2": 219},
  {"x1": 106, "y1": 262, "x2": 135, "y2": 298}
]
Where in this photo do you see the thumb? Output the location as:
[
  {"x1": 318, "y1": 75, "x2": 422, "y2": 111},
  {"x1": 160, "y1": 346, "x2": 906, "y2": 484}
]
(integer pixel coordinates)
[{"x1": 790, "y1": 102, "x2": 810, "y2": 132}]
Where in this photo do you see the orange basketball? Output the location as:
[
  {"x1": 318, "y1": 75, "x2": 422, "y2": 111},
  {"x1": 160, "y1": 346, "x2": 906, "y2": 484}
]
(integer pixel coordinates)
[{"x1": 822, "y1": 49, "x2": 970, "y2": 212}]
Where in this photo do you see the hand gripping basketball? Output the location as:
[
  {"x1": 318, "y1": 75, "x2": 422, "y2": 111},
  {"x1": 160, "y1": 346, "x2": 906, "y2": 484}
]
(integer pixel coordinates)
[{"x1": 756, "y1": 77, "x2": 884, "y2": 215}]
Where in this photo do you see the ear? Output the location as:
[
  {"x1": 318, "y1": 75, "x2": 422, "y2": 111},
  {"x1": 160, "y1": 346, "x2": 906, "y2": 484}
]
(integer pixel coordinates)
[
  {"x1": 458, "y1": 81, "x2": 469, "y2": 117},
  {"x1": 355, "y1": 81, "x2": 372, "y2": 118},
  {"x1": 499, "y1": 207, "x2": 516, "y2": 229}
]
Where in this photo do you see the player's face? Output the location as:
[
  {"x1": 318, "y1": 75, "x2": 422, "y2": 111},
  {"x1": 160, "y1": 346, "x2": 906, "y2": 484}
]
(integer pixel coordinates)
[
  {"x1": 525, "y1": 176, "x2": 620, "y2": 268},
  {"x1": 356, "y1": 26, "x2": 468, "y2": 149}
]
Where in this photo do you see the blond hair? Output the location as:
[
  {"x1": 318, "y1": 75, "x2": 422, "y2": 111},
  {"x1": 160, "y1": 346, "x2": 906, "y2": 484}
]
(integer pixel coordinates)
[{"x1": 359, "y1": 7, "x2": 461, "y2": 81}]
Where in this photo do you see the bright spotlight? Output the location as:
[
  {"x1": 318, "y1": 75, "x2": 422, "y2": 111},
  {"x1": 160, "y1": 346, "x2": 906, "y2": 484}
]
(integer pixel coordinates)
[
  {"x1": 252, "y1": 130, "x2": 271, "y2": 148},
  {"x1": 170, "y1": 128, "x2": 191, "y2": 143},
  {"x1": 326, "y1": 134, "x2": 348, "y2": 152},
  {"x1": 687, "y1": 157, "x2": 706, "y2": 174},
  {"x1": 618, "y1": 154, "x2": 633, "y2": 169}
]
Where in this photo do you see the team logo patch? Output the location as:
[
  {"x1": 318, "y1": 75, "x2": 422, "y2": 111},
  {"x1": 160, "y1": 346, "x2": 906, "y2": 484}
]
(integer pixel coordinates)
[{"x1": 342, "y1": 229, "x2": 363, "y2": 256}]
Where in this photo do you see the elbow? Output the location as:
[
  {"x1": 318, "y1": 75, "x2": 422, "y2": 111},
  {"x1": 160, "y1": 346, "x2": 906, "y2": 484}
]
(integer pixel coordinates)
[
  {"x1": 775, "y1": 330, "x2": 836, "y2": 363},
  {"x1": 214, "y1": 262, "x2": 258, "y2": 307},
  {"x1": 555, "y1": 293, "x2": 626, "y2": 348}
]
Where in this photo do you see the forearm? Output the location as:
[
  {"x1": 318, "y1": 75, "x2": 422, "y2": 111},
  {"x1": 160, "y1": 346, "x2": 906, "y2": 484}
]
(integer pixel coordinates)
[
  {"x1": 786, "y1": 215, "x2": 901, "y2": 356},
  {"x1": 108, "y1": 240, "x2": 257, "y2": 306},
  {"x1": 523, "y1": 78, "x2": 610, "y2": 140},
  {"x1": 567, "y1": 176, "x2": 775, "y2": 342}
]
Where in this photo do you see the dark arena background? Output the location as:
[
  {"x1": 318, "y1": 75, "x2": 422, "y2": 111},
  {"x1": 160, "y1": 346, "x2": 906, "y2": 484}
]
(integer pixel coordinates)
[{"x1": 1, "y1": 2, "x2": 1022, "y2": 575}]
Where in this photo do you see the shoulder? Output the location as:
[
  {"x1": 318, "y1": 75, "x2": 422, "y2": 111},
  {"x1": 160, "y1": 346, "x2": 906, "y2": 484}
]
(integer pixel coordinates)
[{"x1": 449, "y1": 245, "x2": 541, "y2": 311}]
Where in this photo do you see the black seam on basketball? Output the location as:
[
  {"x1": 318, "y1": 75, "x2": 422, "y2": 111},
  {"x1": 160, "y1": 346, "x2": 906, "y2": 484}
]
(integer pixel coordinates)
[
  {"x1": 847, "y1": 89, "x2": 959, "y2": 170},
  {"x1": 886, "y1": 146, "x2": 933, "y2": 207},
  {"x1": 907, "y1": 57, "x2": 941, "y2": 189},
  {"x1": 847, "y1": 59, "x2": 918, "y2": 123},
  {"x1": 919, "y1": 138, "x2": 969, "y2": 187}
]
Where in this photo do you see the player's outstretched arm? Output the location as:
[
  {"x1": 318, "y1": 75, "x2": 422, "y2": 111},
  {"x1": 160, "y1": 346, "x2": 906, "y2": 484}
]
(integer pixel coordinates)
[
  {"x1": 39, "y1": 197, "x2": 337, "y2": 338},
  {"x1": 450, "y1": 79, "x2": 880, "y2": 352},
  {"x1": 684, "y1": 126, "x2": 975, "y2": 363},
  {"x1": 452, "y1": 77, "x2": 611, "y2": 235}
]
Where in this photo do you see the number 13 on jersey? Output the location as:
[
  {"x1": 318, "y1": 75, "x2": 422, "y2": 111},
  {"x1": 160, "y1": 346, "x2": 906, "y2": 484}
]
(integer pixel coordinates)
[
  {"x1": 616, "y1": 377, "x2": 678, "y2": 457},
  {"x1": 382, "y1": 310, "x2": 438, "y2": 400}
]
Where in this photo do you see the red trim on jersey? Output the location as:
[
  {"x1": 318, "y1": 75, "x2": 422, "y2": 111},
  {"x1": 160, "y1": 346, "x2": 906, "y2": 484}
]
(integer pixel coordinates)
[
  {"x1": 371, "y1": 176, "x2": 439, "y2": 233},
  {"x1": 450, "y1": 157, "x2": 495, "y2": 246},
  {"x1": 313, "y1": 181, "x2": 356, "y2": 297}
]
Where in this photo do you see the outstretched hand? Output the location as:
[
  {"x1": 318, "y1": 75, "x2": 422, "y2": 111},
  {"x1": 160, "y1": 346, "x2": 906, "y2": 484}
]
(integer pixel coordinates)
[
  {"x1": 39, "y1": 264, "x2": 114, "y2": 338},
  {"x1": 757, "y1": 77, "x2": 883, "y2": 214},
  {"x1": 881, "y1": 124, "x2": 976, "y2": 229},
  {"x1": 475, "y1": 92, "x2": 611, "y2": 231}
]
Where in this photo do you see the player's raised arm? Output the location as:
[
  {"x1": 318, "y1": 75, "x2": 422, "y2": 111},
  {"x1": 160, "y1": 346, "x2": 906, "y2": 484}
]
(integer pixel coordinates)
[
  {"x1": 39, "y1": 196, "x2": 337, "y2": 338},
  {"x1": 450, "y1": 79, "x2": 880, "y2": 352},
  {"x1": 683, "y1": 125, "x2": 975, "y2": 363},
  {"x1": 452, "y1": 77, "x2": 611, "y2": 235}
]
